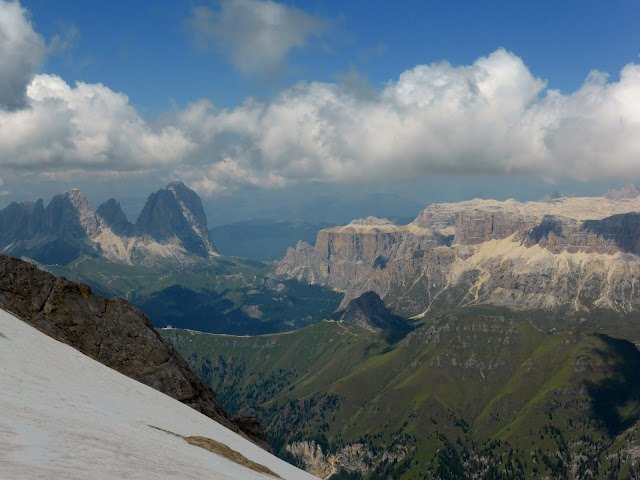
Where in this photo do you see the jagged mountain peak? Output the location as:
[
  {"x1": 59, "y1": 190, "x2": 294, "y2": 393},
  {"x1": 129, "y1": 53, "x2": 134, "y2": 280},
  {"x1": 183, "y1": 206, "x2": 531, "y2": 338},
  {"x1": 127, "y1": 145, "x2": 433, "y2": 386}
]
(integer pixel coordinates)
[
  {"x1": 0, "y1": 182, "x2": 219, "y2": 265},
  {"x1": 334, "y1": 291, "x2": 413, "y2": 333},
  {"x1": 62, "y1": 188, "x2": 92, "y2": 210},
  {"x1": 96, "y1": 198, "x2": 131, "y2": 236},
  {"x1": 46, "y1": 188, "x2": 99, "y2": 238},
  {"x1": 166, "y1": 179, "x2": 188, "y2": 191},
  {"x1": 53, "y1": 188, "x2": 93, "y2": 214},
  {"x1": 136, "y1": 181, "x2": 216, "y2": 258},
  {"x1": 97, "y1": 197, "x2": 124, "y2": 214}
]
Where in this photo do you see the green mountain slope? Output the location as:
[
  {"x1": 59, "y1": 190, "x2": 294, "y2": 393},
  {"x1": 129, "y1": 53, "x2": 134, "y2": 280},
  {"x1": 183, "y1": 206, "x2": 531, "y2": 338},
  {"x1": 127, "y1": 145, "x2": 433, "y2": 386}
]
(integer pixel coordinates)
[
  {"x1": 44, "y1": 254, "x2": 342, "y2": 334},
  {"x1": 162, "y1": 309, "x2": 640, "y2": 479}
]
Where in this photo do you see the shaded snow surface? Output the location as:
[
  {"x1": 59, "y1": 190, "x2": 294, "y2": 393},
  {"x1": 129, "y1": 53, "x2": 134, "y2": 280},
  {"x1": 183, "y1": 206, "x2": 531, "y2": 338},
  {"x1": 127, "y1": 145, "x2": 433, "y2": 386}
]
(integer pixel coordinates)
[{"x1": 0, "y1": 309, "x2": 317, "y2": 480}]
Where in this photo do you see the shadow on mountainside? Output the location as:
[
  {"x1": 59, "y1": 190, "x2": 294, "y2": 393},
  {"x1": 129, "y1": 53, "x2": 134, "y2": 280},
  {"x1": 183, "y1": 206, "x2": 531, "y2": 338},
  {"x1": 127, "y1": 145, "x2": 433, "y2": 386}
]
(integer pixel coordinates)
[
  {"x1": 585, "y1": 334, "x2": 640, "y2": 437},
  {"x1": 382, "y1": 327, "x2": 414, "y2": 345},
  {"x1": 136, "y1": 280, "x2": 343, "y2": 335},
  {"x1": 582, "y1": 213, "x2": 640, "y2": 254},
  {"x1": 527, "y1": 215, "x2": 566, "y2": 243}
]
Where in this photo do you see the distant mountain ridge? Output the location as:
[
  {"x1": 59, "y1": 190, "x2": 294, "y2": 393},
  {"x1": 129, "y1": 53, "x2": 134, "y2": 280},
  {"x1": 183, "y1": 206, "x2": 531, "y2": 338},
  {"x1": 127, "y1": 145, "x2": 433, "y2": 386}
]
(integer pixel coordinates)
[
  {"x1": 277, "y1": 194, "x2": 640, "y2": 318},
  {"x1": 0, "y1": 181, "x2": 216, "y2": 265}
]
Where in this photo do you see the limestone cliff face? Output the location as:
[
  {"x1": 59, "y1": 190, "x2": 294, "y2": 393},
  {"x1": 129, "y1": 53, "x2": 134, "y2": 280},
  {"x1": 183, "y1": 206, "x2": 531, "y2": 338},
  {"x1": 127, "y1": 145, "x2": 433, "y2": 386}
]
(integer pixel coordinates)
[
  {"x1": 276, "y1": 196, "x2": 640, "y2": 315},
  {"x1": 0, "y1": 181, "x2": 218, "y2": 266},
  {"x1": 286, "y1": 440, "x2": 407, "y2": 479},
  {"x1": 0, "y1": 253, "x2": 270, "y2": 451}
]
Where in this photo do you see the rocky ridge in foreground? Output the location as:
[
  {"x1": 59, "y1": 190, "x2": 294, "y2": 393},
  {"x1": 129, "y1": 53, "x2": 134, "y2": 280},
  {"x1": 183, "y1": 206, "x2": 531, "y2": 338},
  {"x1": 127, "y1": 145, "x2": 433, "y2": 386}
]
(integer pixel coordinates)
[{"x1": 0, "y1": 253, "x2": 270, "y2": 452}]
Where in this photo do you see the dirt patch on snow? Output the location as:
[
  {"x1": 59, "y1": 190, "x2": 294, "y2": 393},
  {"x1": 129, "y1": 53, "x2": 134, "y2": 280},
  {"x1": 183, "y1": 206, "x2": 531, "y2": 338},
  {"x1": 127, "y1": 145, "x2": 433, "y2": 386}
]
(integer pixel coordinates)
[{"x1": 150, "y1": 426, "x2": 281, "y2": 478}]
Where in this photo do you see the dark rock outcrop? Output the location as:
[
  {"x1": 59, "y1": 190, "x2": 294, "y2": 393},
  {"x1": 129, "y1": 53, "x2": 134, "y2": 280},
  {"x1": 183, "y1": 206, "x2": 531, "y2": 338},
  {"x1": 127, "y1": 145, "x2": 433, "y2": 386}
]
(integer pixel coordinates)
[
  {"x1": 0, "y1": 253, "x2": 270, "y2": 452},
  {"x1": 0, "y1": 199, "x2": 45, "y2": 245},
  {"x1": 96, "y1": 198, "x2": 132, "y2": 236},
  {"x1": 1, "y1": 190, "x2": 101, "y2": 264},
  {"x1": 232, "y1": 412, "x2": 271, "y2": 448},
  {"x1": 334, "y1": 291, "x2": 413, "y2": 333},
  {"x1": 136, "y1": 181, "x2": 215, "y2": 257}
]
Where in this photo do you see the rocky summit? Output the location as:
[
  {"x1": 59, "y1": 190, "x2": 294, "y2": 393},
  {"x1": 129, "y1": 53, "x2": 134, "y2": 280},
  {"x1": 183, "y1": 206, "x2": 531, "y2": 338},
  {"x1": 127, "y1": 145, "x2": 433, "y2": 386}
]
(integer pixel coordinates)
[
  {"x1": 333, "y1": 291, "x2": 414, "y2": 333},
  {"x1": 136, "y1": 181, "x2": 215, "y2": 258},
  {"x1": 276, "y1": 195, "x2": 640, "y2": 318},
  {"x1": 0, "y1": 253, "x2": 270, "y2": 452},
  {"x1": 0, "y1": 181, "x2": 217, "y2": 266}
]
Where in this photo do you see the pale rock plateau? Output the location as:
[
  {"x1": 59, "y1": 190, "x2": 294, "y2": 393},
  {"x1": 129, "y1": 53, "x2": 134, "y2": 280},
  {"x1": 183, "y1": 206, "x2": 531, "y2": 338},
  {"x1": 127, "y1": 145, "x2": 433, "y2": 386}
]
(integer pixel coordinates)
[{"x1": 276, "y1": 194, "x2": 640, "y2": 316}]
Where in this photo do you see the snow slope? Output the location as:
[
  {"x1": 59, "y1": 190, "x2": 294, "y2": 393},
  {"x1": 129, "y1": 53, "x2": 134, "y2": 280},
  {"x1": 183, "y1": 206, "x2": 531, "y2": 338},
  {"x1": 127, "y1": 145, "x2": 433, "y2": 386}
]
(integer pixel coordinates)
[{"x1": 0, "y1": 309, "x2": 317, "y2": 480}]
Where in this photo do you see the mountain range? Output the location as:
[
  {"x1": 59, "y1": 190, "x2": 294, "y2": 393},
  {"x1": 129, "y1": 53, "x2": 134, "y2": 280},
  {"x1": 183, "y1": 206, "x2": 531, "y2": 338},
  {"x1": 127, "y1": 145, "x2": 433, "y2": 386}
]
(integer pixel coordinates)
[
  {"x1": 7, "y1": 181, "x2": 640, "y2": 478},
  {"x1": 0, "y1": 181, "x2": 216, "y2": 266},
  {"x1": 277, "y1": 193, "x2": 640, "y2": 329}
]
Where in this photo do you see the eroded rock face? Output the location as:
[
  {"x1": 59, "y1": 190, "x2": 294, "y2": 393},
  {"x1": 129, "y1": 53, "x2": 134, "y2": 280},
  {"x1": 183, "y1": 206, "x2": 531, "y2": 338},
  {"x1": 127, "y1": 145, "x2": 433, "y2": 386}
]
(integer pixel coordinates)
[
  {"x1": 136, "y1": 181, "x2": 216, "y2": 257},
  {"x1": 276, "y1": 196, "x2": 640, "y2": 315},
  {"x1": 0, "y1": 253, "x2": 271, "y2": 452},
  {"x1": 286, "y1": 440, "x2": 407, "y2": 479},
  {"x1": 96, "y1": 198, "x2": 132, "y2": 236},
  {"x1": 0, "y1": 191, "x2": 101, "y2": 264},
  {"x1": 0, "y1": 181, "x2": 217, "y2": 265}
]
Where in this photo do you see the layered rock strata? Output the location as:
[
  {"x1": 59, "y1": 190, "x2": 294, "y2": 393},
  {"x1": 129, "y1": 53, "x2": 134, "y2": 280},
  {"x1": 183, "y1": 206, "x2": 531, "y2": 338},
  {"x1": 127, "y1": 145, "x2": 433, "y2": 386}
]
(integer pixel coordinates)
[{"x1": 277, "y1": 196, "x2": 640, "y2": 315}]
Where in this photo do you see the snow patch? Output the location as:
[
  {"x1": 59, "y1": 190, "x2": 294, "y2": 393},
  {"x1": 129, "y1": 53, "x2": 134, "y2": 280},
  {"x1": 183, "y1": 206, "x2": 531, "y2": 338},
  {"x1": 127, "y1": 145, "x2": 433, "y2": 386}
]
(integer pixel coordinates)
[{"x1": 0, "y1": 309, "x2": 317, "y2": 480}]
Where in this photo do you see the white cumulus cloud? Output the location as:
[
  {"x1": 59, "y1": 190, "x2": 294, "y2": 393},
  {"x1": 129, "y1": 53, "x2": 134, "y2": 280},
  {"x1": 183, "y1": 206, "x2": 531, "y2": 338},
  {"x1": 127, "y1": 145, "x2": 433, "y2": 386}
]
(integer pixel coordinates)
[
  {"x1": 1, "y1": 0, "x2": 640, "y2": 197},
  {"x1": 0, "y1": 74, "x2": 194, "y2": 170},
  {"x1": 185, "y1": 157, "x2": 286, "y2": 196},
  {"x1": 0, "y1": 75, "x2": 193, "y2": 170},
  {"x1": 172, "y1": 48, "x2": 640, "y2": 196},
  {"x1": 0, "y1": 0, "x2": 45, "y2": 110},
  {"x1": 186, "y1": 0, "x2": 326, "y2": 75}
]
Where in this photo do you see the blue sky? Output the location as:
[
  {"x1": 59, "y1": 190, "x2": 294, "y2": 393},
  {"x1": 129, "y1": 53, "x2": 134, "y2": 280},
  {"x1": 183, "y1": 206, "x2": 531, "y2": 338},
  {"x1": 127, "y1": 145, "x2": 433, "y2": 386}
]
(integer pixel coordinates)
[
  {"x1": 25, "y1": 1, "x2": 640, "y2": 108},
  {"x1": 1, "y1": 0, "x2": 640, "y2": 223}
]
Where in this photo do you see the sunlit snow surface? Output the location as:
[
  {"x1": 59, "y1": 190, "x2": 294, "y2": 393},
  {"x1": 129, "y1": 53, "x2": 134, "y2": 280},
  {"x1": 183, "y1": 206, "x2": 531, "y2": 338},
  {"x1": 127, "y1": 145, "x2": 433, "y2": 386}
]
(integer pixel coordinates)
[{"x1": 0, "y1": 309, "x2": 317, "y2": 480}]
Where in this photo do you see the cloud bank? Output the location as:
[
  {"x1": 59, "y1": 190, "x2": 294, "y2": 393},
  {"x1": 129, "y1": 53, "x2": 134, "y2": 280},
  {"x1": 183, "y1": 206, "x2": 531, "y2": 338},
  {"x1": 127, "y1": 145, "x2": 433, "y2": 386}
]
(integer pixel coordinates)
[
  {"x1": 0, "y1": 74, "x2": 194, "y2": 170},
  {"x1": 1, "y1": 0, "x2": 640, "y2": 197}
]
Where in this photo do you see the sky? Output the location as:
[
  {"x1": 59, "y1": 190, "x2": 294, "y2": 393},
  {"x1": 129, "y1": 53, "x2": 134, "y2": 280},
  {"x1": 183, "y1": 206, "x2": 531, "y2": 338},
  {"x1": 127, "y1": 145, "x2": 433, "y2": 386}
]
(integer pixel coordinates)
[{"x1": 1, "y1": 0, "x2": 639, "y2": 224}]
